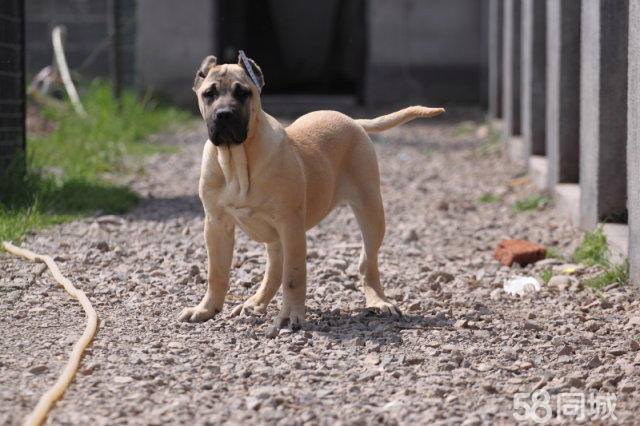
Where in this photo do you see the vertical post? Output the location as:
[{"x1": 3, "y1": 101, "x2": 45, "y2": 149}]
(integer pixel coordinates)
[
  {"x1": 502, "y1": 0, "x2": 522, "y2": 142},
  {"x1": 108, "y1": 0, "x2": 122, "y2": 100},
  {"x1": 546, "y1": 0, "x2": 581, "y2": 188},
  {"x1": 521, "y1": 0, "x2": 546, "y2": 158},
  {"x1": 628, "y1": 1, "x2": 640, "y2": 286},
  {"x1": 488, "y1": 0, "x2": 504, "y2": 119},
  {"x1": 0, "y1": 0, "x2": 25, "y2": 175},
  {"x1": 579, "y1": 0, "x2": 629, "y2": 230}
]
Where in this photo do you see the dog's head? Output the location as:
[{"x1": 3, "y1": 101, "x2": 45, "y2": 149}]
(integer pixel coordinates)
[{"x1": 193, "y1": 54, "x2": 264, "y2": 146}]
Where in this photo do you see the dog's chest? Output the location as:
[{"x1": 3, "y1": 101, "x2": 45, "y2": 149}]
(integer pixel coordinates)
[
  {"x1": 223, "y1": 200, "x2": 278, "y2": 243},
  {"x1": 201, "y1": 149, "x2": 278, "y2": 243}
]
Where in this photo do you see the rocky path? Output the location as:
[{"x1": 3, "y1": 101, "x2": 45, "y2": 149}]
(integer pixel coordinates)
[{"x1": 1, "y1": 111, "x2": 639, "y2": 425}]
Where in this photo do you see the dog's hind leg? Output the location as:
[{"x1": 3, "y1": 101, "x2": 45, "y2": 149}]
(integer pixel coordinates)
[
  {"x1": 232, "y1": 241, "x2": 283, "y2": 316},
  {"x1": 348, "y1": 181, "x2": 401, "y2": 316}
]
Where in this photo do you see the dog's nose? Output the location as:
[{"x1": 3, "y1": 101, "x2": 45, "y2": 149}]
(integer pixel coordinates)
[{"x1": 215, "y1": 108, "x2": 233, "y2": 121}]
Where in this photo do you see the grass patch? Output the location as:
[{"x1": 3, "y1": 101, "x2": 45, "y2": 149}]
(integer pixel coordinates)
[
  {"x1": 539, "y1": 270, "x2": 553, "y2": 283},
  {"x1": 478, "y1": 193, "x2": 501, "y2": 203},
  {"x1": 0, "y1": 81, "x2": 189, "y2": 243},
  {"x1": 453, "y1": 122, "x2": 475, "y2": 136},
  {"x1": 423, "y1": 148, "x2": 437, "y2": 158},
  {"x1": 573, "y1": 228, "x2": 629, "y2": 289},
  {"x1": 514, "y1": 195, "x2": 549, "y2": 212},
  {"x1": 29, "y1": 80, "x2": 188, "y2": 179},
  {"x1": 586, "y1": 263, "x2": 629, "y2": 290},
  {"x1": 546, "y1": 248, "x2": 565, "y2": 261},
  {"x1": 574, "y1": 227, "x2": 609, "y2": 266},
  {"x1": 470, "y1": 123, "x2": 502, "y2": 158}
]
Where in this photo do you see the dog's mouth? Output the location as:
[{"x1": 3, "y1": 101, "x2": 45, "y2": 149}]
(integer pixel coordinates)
[{"x1": 207, "y1": 117, "x2": 248, "y2": 146}]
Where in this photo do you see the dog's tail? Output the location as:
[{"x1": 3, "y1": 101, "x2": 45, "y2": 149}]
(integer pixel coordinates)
[{"x1": 355, "y1": 106, "x2": 445, "y2": 133}]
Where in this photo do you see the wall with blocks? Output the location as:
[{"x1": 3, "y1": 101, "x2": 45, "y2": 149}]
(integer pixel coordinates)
[{"x1": 487, "y1": 0, "x2": 638, "y2": 285}]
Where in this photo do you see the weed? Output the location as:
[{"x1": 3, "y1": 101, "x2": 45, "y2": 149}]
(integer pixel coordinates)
[
  {"x1": 546, "y1": 248, "x2": 565, "y2": 260},
  {"x1": 478, "y1": 193, "x2": 501, "y2": 203},
  {"x1": 514, "y1": 195, "x2": 549, "y2": 212},
  {"x1": 586, "y1": 263, "x2": 629, "y2": 290},
  {"x1": 453, "y1": 122, "x2": 475, "y2": 136},
  {"x1": 574, "y1": 228, "x2": 609, "y2": 266},
  {"x1": 540, "y1": 270, "x2": 553, "y2": 283},
  {"x1": 423, "y1": 148, "x2": 436, "y2": 158}
]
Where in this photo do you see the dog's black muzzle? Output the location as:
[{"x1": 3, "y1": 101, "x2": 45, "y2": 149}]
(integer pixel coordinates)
[{"x1": 207, "y1": 108, "x2": 248, "y2": 146}]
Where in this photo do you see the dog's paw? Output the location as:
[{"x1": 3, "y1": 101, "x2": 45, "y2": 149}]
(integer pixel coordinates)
[
  {"x1": 231, "y1": 298, "x2": 269, "y2": 317},
  {"x1": 178, "y1": 305, "x2": 220, "y2": 322},
  {"x1": 265, "y1": 306, "x2": 305, "y2": 338},
  {"x1": 366, "y1": 300, "x2": 402, "y2": 317}
]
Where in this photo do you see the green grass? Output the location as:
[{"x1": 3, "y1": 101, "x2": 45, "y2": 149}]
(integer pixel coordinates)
[
  {"x1": 470, "y1": 123, "x2": 502, "y2": 158},
  {"x1": 546, "y1": 248, "x2": 565, "y2": 261},
  {"x1": 586, "y1": 263, "x2": 629, "y2": 290},
  {"x1": 573, "y1": 227, "x2": 609, "y2": 266},
  {"x1": 540, "y1": 270, "x2": 553, "y2": 283},
  {"x1": 453, "y1": 122, "x2": 475, "y2": 136},
  {"x1": 0, "y1": 81, "x2": 190, "y2": 243},
  {"x1": 478, "y1": 193, "x2": 501, "y2": 203},
  {"x1": 423, "y1": 148, "x2": 437, "y2": 158},
  {"x1": 29, "y1": 81, "x2": 187, "y2": 179},
  {"x1": 573, "y1": 228, "x2": 629, "y2": 289},
  {"x1": 514, "y1": 195, "x2": 549, "y2": 212}
]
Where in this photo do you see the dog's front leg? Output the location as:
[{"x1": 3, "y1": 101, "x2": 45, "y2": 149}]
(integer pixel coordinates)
[
  {"x1": 266, "y1": 216, "x2": 306, "y2": 337},
  {"x1": 179, "y1": 213, "x2": 235, "y2": 322}
]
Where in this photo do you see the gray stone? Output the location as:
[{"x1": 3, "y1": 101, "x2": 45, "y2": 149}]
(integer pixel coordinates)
[
  {"x1": 579, "y1": 0, "x2": 629, "y2": 229},
  {"x1": 546, "y1": 0, "x2": 581, "y2": 188}
]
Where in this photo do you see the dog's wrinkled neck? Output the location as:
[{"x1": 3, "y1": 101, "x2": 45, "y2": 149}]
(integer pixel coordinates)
[{"x1": 217, "y1": 144, "x2": 249, "y2": 200}]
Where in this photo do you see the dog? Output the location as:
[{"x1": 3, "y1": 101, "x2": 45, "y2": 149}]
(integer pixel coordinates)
[{"x1": 179, "y1": 53, "x2": 444, "y2": 337}]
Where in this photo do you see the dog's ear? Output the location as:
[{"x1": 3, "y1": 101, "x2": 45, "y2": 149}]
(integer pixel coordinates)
[
  {"x1": 238, "y1": 54, "x2": 265, "y2": 89},
  {"x1": 193, "y1": 55, "x2": 217, "y2": 92}
]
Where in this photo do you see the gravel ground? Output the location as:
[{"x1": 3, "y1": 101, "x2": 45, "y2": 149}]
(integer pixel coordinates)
[{"x1": 2, "y1": 110, "x2": 639, "y2": 425}]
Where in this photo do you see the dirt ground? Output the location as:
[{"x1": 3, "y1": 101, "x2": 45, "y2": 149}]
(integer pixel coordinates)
[{"x1": 1, "y1": 109, "x2": 639, "y2": 425}]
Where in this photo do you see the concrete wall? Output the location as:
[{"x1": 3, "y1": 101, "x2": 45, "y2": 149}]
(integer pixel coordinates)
[
  {"x1": 136, "y1": 0, "x2": 216, "y2": 108},
  {"x1": 364, "y1": 0, "x2": 488, "y2": 105}
]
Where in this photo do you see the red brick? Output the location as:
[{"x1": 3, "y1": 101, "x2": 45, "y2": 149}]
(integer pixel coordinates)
[{"x1": 493, "y1": 239, "x2": 546, "y2": 267}]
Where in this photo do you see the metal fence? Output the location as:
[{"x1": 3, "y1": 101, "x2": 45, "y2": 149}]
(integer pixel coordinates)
[
  {"x1": 25, "y1": 0, "x2": 136, "y2": 90},
  {"x1": 0, "y1": 0, "x2": 25, "y2": 172}
]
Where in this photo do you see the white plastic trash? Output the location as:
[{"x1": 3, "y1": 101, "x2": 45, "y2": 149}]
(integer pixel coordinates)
[{"x1": 503, "y1": 276, "x2": 541, "y2": 296}]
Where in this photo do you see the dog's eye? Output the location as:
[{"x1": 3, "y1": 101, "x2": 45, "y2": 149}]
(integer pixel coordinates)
[
  {"x1": 233, "y1": 85, "x2": 251, "y2": 100},
  {"x1": 203, "y1": 86, "x2": 217, "y2": 99}
]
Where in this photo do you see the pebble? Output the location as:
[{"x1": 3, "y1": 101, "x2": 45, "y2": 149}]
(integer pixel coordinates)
[{"x1": 2, "y1": 119, "x2": 638, "y2": 425}]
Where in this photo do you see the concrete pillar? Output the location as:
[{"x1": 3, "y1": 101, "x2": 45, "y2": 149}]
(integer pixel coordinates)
[
  {"x1": 521, "y1": 0, "x2": 546, "y2": 157},
  {"x1": 629, "y1": 1, "x2": 639, "y2": 286},
  {"x1": 502, "y1": 0, "x2": 521, "y2": 141},
  {"x1": 579, "y1": 0, "x2": 628, "y2": 230},
  {"x1": 488, "y1": 0, "x2": 503, "y2": 119},
  {"x1": 546, "y1": 0, "x2": 581, "y2": 187}
]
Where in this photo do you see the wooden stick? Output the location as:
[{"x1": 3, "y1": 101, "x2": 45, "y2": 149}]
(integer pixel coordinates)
[{"x1": 2, "y1": 242, "x2": 98, "y2": 426}]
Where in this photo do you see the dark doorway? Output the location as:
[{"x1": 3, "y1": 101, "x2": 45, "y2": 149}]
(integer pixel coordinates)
[{"x1": 217, "y1": 0, "x2": 366, "y2": 99}]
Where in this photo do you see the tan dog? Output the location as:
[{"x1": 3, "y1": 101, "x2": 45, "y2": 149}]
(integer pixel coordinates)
[{"x1": 178, "y1": 54, "x2": 444, "y2": 337}]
